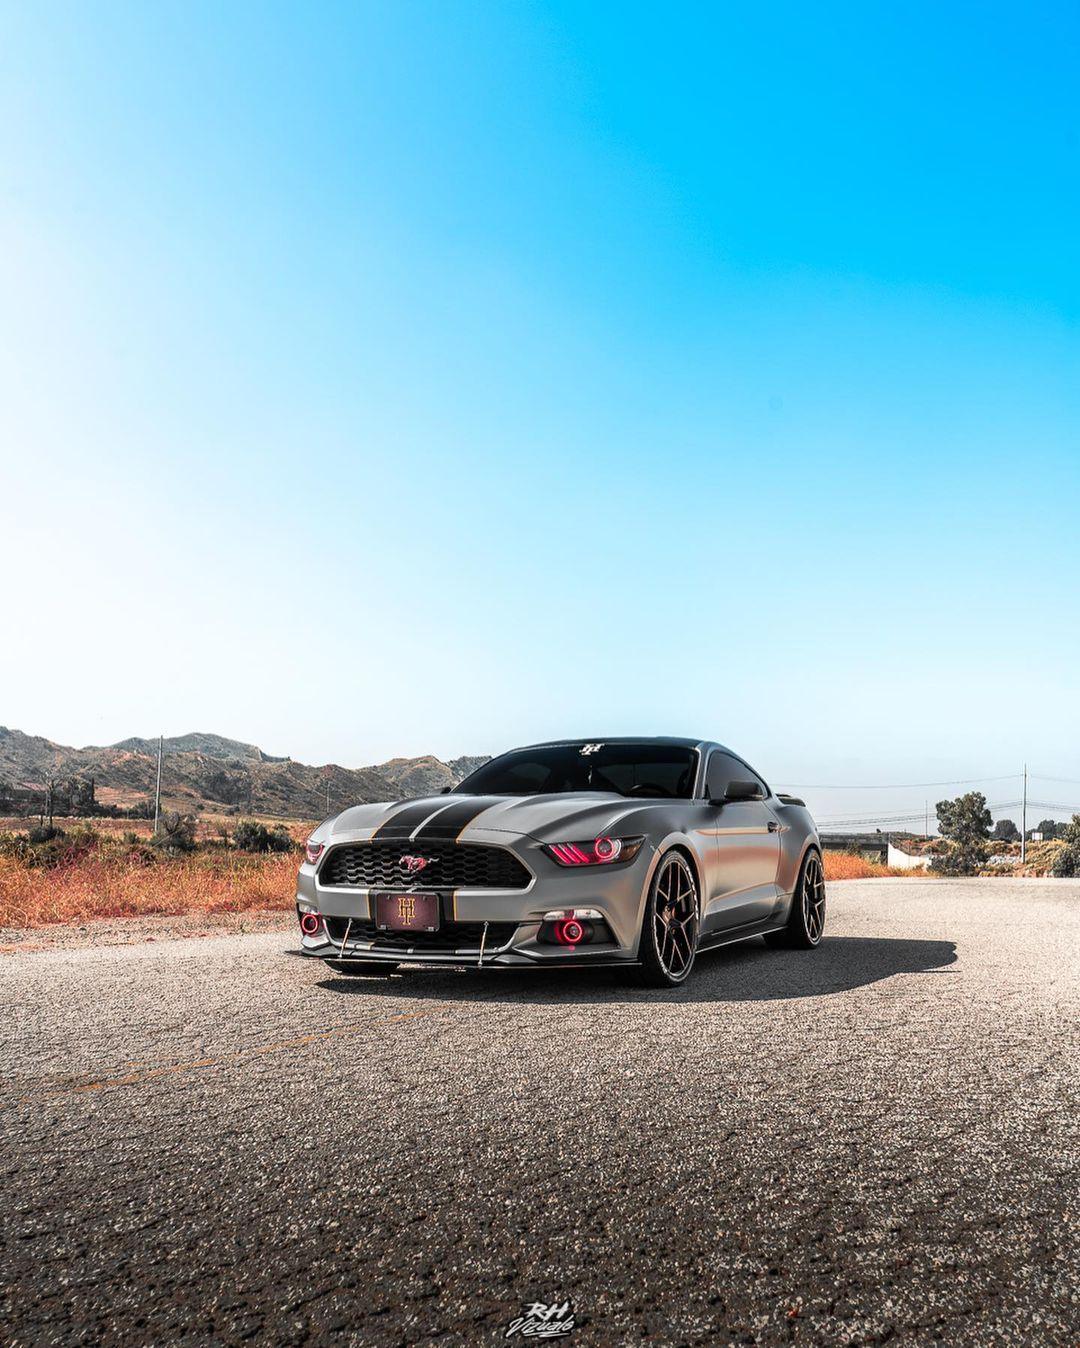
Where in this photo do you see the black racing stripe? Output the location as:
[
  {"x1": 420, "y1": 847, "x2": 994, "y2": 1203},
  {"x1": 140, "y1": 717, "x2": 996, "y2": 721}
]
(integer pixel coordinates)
[
  {"x1": 411, "y1": 795, "x2": 503, "y2": 842},
  {"x1": 371, "y1": 800, "x2": 451, "y2": 841}
]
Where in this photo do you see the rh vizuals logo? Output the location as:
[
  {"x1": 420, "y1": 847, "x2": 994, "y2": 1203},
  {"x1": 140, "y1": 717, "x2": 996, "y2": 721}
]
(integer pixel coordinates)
[{"x1": 504, "y1": 1299, "x2": 576, "y2": 1338}]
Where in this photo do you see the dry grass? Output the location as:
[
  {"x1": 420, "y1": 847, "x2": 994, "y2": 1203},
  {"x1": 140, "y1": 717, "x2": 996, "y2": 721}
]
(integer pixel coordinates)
[
  {"x1": 0, "y1": 851, "x2": 297, "y2": 930},
  {"x1": 0, "y1": 832, "x2": 929, "y2": 933},
  {"x1": 0, "y1": 815, "x2": 315, "y2": 843},
  {"x1": 822, "y1": 850, "x2": 915, "y2": 880}
]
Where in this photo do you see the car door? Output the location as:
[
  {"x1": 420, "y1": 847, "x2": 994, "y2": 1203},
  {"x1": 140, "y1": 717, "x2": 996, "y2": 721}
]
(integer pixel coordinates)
[{"x1": 700, "y1": 752, "x2": 782, "y2": 934}]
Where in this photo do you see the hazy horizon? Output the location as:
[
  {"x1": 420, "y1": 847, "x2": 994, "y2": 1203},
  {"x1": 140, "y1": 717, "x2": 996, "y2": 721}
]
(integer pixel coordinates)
[{"x1": 4, "y1": 716, "x2": 1073, "y2": 836}]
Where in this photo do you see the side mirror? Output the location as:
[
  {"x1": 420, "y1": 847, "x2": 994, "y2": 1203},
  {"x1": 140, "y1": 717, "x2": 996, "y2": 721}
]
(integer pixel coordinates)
[
  {"x1": 724, "y1": 779, "x2": 765, "y2": 803},
  {"x1": 439, "y1": 786, "x2": 452, "y2": 795}
]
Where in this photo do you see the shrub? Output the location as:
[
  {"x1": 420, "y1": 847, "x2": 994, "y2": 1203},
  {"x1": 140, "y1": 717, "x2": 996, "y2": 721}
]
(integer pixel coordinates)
[
  {"x1": 151, "y1": 812, "x2": 198, "y2": 853},
  {"x1": 1050, "y1": 815, "x2": 1080, "y2": 877},
  {"x1": 28, "y1": 824, "x2": 65, "y2": 845},
  {"x1": 0, "y1": 824, "x2": 103, "y2": 870},
  {"x1": 122, "y1": 840, "x2": 158, "y2": 867},
  {"x1": 1019, "y1": 839, "x2": 1066, "y2": 876},
  {"x1": 0, "y1": 831, "x2": 34, "y2": 865},
  {"x1": 931, "y1": 839, "x2": 990, "y2": 876},
  {"x1": 233, "y1": 820, "x2": 297, "y2": 854}
]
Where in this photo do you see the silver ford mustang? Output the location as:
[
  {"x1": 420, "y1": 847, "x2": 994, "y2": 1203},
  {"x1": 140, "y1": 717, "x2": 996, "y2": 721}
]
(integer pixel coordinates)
[{"x1": 296, "y1": 737, "x2": 825, "y2": 987}]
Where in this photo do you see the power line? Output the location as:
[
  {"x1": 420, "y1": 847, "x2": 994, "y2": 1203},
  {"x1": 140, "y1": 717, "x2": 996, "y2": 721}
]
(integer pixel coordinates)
[
  {"x1": 780, "y1": 774, "x2": 1018, "y2": 790},
  {"x1": 817, "y1": 798, "x2": 1080, "y2": 830},
  {"x1": 785, "y1": 771, "x2": 1080, "y2": 791},
  {"x1": 818, "y1": 798, "x2": 1021, "y2": 825}
]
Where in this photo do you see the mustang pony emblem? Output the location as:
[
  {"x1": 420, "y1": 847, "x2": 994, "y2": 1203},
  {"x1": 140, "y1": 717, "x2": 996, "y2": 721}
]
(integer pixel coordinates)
[{"x1": 399, "y1": 854, "x2": 435, "y2": 875}]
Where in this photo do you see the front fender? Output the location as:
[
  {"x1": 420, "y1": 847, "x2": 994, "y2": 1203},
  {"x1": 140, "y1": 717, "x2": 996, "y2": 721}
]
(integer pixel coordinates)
[{"x1": 645, "y1": 831, "x2": 712, "y2": 924}]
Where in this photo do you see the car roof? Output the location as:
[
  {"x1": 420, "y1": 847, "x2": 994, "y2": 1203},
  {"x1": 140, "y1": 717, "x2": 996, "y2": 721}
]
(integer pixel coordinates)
[{"x1": 515, "y1": 736, "x2": 714, "y2": 751}]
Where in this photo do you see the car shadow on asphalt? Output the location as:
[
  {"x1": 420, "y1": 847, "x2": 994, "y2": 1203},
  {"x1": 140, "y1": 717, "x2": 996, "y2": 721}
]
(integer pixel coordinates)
[{"x1": 313, "y1": 935, "x2": 958, "y2": 1005}]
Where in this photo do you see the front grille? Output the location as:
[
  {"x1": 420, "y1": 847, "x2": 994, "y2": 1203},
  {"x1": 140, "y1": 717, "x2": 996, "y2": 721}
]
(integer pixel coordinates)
[
  {"x1": 324, "y1": 916, "x2": 518, "y2": 953},
  {"x1": 319, "y1": 842, "x2": 531, "y2": 891}
]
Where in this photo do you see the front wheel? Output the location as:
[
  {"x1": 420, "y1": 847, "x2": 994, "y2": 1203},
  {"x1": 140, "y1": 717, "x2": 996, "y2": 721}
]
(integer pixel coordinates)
[
  {"x1": 765, "y1": 850, "x2": 826, "y2": 949},
  {"x1": 633, "y1": 851, "x2": 700, "y2": 987}
]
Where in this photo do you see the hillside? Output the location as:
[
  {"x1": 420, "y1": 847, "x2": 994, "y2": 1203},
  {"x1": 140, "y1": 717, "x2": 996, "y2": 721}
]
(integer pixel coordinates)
[
  {"x1": 375, "y1": 754, "x2": 490, "y2": 798},
  {"x1": 0, "y1": 726, "x2": 488, "y2": 820},
  {"x1": 107, "y1": 733, "x2": 288, "y2": 763}
]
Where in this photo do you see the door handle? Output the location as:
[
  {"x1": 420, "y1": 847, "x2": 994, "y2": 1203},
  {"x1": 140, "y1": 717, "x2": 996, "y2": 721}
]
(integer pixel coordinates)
[{"x1": 767, "y1": 820, "x2": 781, "y2": 833}]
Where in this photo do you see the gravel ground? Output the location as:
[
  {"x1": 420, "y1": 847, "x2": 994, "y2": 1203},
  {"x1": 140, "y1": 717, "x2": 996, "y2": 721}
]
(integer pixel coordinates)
[
  {"x1": 0, "y1": 908, "x2": 290, "y2": 954},
  {"x1": 1, "y1": 879, "x2": 1077, "y2": 1346}
]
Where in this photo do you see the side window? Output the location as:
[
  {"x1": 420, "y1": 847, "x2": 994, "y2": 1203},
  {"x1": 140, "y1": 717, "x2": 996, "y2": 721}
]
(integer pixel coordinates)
[
  {"x1": 733, "y1": 758, "x2": 769, "y2": 796},
  {"x1": 705, "y1": 752, "x2": 770, "y2": 800},
  {"x1": 705, "y1": 752, "x2": 743, "y2": 800}
]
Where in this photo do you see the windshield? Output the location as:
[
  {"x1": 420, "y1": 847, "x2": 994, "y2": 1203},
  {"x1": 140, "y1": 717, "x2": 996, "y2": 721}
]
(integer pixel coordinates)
[{"x1": 455, "y1": 743, "x2": 698, "y2": 799}]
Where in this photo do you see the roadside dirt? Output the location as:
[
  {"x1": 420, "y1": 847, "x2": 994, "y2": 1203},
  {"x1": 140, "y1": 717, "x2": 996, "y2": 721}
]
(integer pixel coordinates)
[{"x1": 0, "y1": 908, "x2": 291, "y2": 954}]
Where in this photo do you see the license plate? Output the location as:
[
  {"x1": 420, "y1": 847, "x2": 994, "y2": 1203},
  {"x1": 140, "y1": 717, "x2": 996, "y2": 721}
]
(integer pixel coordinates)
[{"x1": 374, "y1": 891, "x2": 440, "y2": 933}]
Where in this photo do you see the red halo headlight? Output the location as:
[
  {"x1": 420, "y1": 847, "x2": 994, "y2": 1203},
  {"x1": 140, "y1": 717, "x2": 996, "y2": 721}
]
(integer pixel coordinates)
[
  {"x1": 545, "y1": 835, "x2": 644, "y2": 867},
  {"x1": 593, "y1": 835, "x2": 621, "y2": 862},
  {"x1": 305, "y1": 839, "x2": 325, "y2": 866}
]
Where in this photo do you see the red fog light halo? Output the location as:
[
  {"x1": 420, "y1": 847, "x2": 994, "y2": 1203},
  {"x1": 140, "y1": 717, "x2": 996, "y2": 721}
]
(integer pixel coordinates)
[
  {"x1": 299, "y1": 911, "x2": 322, "y2": 936},
  {"x1": 554, "y1": 918, "x2": 585, "y2": 945}
]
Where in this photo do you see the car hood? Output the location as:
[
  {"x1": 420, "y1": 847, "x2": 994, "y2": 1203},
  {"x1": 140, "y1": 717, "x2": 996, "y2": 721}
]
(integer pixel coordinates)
[{"x1": 325, "y1": 792, "x2": 655, "y2": 845}]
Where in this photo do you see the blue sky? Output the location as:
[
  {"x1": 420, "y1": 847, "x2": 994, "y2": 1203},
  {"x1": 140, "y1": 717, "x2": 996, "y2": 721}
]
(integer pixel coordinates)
[{"x1": 2, "y1": 2, "x2": 1078, "y2": 823}]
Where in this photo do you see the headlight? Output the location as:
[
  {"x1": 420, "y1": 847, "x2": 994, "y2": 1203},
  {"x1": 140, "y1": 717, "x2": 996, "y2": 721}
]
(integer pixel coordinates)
[
  {"x1": 544, "y1": 835, "x2": 645, "y2": 867},
  {"x1": 305, "y1": 839, "x2": 325, "y2": 865}
]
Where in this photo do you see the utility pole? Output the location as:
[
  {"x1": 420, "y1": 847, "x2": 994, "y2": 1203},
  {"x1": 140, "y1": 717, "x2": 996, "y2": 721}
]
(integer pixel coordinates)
[
  {"x1": 325, "y1": 778, "x2": 331, "y2": 815},
  {"x1": 153, "y1": 735, "x2": 163, "y2": 836},
  {"x1": 1020, "y1": 763, "x2": 1028, "y2": 865}
]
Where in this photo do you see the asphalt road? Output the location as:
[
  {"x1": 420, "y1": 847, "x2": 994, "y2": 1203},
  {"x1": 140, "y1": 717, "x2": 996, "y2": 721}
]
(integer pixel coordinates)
[{"x1": 2, "y1": 879, "x2": 1077, "y2": 1347}]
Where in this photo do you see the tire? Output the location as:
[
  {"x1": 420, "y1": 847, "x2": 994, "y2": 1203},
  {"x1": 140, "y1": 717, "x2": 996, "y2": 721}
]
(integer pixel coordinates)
[
  {"x1": 632, "y1": 850, "x2": 700, "y2": 987},
  {"x1": 325, "y1": 960, "x2": 400, "y2": 977},
  {"x1": 765, "y1": 849, "x2": 826, "y2": 950}
]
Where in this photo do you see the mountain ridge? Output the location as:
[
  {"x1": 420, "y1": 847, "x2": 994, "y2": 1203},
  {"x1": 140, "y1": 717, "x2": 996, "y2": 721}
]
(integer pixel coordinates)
[{"x1": 0, "y1": 725, "x2": 489, "y2": 819}]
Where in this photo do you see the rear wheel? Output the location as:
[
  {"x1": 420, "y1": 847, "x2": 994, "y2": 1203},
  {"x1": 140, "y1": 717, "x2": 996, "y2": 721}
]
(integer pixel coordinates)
[
  {"x1": 326, "y1": 960, "x2": 399, "y2": 977},
  {"x1": 633, "y1": 851, "x2": 700, "y2": 987},
  {"x1": 765, "y1": 850, "x2": 826, "y2": 949}
]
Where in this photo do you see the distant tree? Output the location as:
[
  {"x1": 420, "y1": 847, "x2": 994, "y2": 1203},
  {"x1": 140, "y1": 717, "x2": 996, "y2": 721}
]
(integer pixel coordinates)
[
  {"x1": 1051, "y1": 815, "x2": 1080, "y2": 877},
  {"x1": 1033, "y1": 819, "x2": 1061, "y2": 841},
  {"x1": 932, "y1": 791, "x2": 992, "y2": 875},
  {"x1": 937, "y1": 792, "x2": 992, "y2": 844},
  {"x1": 992, "y1": 818, "x2": 1020, "y2": 842}
]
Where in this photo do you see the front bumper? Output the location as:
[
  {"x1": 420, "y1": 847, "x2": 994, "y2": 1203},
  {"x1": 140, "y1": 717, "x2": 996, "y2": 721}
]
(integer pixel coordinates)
[{"x1": 295, "y1": 828, "x2": 653, "y2": 968}]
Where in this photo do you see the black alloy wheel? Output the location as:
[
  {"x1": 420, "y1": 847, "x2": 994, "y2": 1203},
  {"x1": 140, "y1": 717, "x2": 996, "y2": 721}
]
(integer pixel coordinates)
[
  {"x1": 765, "y1": 849, "x2": 826, "y2": 949},
  {"x1": 635, "y1": 851, "x2": 700, "y2": 987}
]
